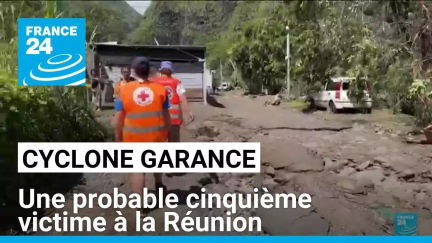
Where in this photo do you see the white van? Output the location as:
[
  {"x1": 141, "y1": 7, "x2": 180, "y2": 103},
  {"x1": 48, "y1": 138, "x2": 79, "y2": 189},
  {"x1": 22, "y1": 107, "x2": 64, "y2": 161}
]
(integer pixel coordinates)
[
  {"x1": 311, "y1": 77, "x2": 372, "y2": 113},
  {"x1": 218, "y1": 82, "x2": 231, "y2": 91}
]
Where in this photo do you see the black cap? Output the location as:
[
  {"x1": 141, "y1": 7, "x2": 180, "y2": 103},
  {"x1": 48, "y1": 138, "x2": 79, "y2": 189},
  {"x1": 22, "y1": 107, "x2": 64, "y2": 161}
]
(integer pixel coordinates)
[
  {"x1": 131, "y1": 56, "x2": 150, "y2": 79},
  {"x1": 131, "y1": 56, "x2": 150, "y2": 69}
]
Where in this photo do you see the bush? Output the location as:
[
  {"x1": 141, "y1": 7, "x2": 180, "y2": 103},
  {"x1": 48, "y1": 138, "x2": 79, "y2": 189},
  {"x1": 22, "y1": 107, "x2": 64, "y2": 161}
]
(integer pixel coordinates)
[{"x1": 0, "y1": 72, "x2": 113, "y2": 234}]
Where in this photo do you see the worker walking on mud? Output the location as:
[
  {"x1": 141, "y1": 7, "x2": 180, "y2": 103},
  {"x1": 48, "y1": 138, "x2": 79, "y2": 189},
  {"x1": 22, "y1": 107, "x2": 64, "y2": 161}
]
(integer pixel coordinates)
[
  {"x1": 151, "y1": 61, "x2": 194, "y2": 143},
  {"x1": 114, "y1": 56, "x2": 171, "y2": 199}
]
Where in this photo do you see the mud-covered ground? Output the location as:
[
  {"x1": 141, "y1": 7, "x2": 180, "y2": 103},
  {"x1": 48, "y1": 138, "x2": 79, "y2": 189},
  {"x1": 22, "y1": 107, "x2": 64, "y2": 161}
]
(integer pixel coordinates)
[{"x1": 37, "y1": 93, "x2": 432, "y2": 235}]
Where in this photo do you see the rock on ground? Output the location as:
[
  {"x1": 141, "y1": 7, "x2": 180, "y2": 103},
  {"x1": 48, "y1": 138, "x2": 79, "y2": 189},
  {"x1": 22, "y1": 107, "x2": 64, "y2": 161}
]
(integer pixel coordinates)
[
  {"x1": 350, "y1": 168, "x2": 386, "y2": 187},
  {"x1": 264, "y1": 166, "x2": 275, "y2": 177},
  {"x1": 357, "y1": 161, "x2": 371, "y2": 171},
  {"x1": 337, "y1": 179, "x2": 365, "y2": 194},
  {"x1": 324, "y1": 158, "x2": 348, "y2": 173}
]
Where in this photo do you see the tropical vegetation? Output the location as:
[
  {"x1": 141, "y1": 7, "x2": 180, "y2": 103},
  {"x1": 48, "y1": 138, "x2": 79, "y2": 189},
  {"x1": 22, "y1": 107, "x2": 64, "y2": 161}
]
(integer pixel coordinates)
[
  {"x1": 3, "y1": 0, "x2": 432, "y2": 235},
  {"x1": 0, "y1": 0, "x2": 127, "y2": 234},
  {"x1": 131, "y1": 1, "x2": 432, "y2": 126}
]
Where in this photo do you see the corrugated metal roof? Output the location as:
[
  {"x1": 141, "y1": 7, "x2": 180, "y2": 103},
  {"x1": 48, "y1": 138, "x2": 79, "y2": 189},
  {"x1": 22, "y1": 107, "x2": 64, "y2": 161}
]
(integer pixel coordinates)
[
  {"x1": 95, "y1": 41, "x2": 118, "y2": 45},
  {"x1": 92, "y1": 43, "x2": 206, "y2": 51},
  {"x1": 89, "y1": 44, "x2": 206, "y2": 69}
]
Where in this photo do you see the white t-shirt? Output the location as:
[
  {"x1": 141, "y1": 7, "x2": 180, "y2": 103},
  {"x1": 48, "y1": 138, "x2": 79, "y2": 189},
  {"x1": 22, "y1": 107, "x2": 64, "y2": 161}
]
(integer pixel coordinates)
[{"x1": 177, "y1": 83, "x2": 186, "y2": 95}]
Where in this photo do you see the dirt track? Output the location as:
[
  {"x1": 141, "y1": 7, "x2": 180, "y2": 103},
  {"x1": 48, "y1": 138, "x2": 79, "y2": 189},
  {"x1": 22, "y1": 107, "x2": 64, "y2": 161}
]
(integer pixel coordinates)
[{"x1": 37, "y1": 93, "x2": 432, "y2": 235}]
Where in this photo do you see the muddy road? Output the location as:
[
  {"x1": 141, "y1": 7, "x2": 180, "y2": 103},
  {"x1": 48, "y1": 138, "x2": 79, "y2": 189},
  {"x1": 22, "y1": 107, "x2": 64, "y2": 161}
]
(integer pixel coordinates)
[{"x1": 38, "y1": 93, "x2": 432, "y2": 235}]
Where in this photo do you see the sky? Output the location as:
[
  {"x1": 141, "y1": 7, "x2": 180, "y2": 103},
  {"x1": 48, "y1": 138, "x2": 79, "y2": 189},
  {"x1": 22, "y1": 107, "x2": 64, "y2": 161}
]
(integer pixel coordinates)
[{"x1": 126, "y1": 1, "x2": 151, "y2": 15}]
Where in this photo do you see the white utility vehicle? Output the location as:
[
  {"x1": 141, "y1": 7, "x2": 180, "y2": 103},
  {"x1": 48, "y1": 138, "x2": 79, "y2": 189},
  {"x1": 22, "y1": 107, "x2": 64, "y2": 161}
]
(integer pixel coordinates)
[
  {"x1": 310, "y1": 77, "x2": 372, "y2": 113},
  {"x1": 218, "y1": 82, "x2": 231, "y2": 91}
]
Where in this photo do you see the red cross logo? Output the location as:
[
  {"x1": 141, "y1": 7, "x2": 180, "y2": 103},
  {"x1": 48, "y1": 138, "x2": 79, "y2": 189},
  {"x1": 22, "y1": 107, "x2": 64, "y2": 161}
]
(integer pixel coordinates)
[
  {"x1": 165, "y1": 86, "x2": 173, "y2": 99},
  {"x1": 137, "y1": 91, "x2": 150, "y2": 102}
]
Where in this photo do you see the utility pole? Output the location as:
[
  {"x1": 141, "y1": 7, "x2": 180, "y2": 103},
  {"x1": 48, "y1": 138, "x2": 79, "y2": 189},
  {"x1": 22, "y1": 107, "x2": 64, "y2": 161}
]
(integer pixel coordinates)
[
  {"x1": 220, "y1": 60, "x2": 223, "y2": 84},
  {"x1": 286, "y1": 26, "x2": 290, "y2": 98}
]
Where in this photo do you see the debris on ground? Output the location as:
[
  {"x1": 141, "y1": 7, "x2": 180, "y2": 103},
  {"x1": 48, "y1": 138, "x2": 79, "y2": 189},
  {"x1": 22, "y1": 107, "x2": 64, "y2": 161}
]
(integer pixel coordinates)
[
  {"x1": 195, "y1": 121, "x2": 220, "y2": 138},
  {"x1": 76, "y1": 94, "x2": 432, "y2": 236},
  {"x1": 263, "y1": 94, "x2": 282, "y2": 106}
]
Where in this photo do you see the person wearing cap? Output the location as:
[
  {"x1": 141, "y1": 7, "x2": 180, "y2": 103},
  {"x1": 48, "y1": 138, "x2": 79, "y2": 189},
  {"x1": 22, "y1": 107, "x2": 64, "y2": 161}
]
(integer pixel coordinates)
[
  {"x1": 114, "y1": 66, "x2": 136, "y2": 100},
  {"x1": 152, "y1": 61, "x2": 194, "y2": 143},
  {"x1": 114, "y1": 56, "x2": 171, "y2": 198}
]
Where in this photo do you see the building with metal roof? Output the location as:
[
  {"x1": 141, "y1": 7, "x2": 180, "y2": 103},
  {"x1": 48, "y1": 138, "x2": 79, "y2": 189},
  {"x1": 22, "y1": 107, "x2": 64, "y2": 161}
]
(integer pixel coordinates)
[{"x1": 87, "y1": 43, "x2": 212, "y2": 105}]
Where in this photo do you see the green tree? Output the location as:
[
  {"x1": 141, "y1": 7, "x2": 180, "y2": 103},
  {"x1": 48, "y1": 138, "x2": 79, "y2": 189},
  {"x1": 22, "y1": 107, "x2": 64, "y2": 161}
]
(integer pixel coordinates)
[
  {"x1": 63, "y1": 1, "x2": 129, "y2": 43},
  {"x1": 0, "y1": 1, "x2": 112, "y2": 234}
]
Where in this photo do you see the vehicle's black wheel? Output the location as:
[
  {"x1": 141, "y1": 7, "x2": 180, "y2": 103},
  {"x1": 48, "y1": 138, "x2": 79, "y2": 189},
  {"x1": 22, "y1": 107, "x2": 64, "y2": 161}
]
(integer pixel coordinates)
[
  {"x1": 329, "y1": 101, "x2": 338, "y2": 113},
  {"x1": 366, "y1": 108, "x2": 372, "y2": 114}
]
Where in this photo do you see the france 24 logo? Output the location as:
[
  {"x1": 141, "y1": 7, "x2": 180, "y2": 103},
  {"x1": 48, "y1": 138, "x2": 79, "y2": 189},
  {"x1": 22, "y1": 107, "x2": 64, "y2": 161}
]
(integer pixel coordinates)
[{"x1": 18, "y1": 18, "x2": 86, "y2": 86}]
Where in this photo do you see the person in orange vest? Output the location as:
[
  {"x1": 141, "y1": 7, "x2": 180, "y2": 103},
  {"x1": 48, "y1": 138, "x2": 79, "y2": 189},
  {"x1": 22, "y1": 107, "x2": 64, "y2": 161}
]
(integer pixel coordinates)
[
  {"x1": 115, "y1": 56, "x2": 171, "y2": 198},
  {"x1": 114, "y1": 66, "x2": 136, "y2": 100},
  {"x1": 152, "y1": 61, "x2": 194, "y2": 142},
  {"x1": 111, "y1": 66, "x2": 136, "y2": 126}
]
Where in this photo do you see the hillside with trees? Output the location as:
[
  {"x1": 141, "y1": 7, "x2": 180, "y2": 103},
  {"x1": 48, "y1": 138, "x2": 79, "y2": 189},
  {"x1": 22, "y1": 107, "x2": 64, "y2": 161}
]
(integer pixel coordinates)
[
  {"x1": 129, "y1": 1, "x2": 238, "y2": 45},
  {"x1": 2, "y1": 0, "x2": 432, "y2": 234},
  {"x1": 131, "y1": 1, "x2": 432, "y2": 126},
  {"x1": 58, "y1": 1, "x2": 141, "y2": 43}
]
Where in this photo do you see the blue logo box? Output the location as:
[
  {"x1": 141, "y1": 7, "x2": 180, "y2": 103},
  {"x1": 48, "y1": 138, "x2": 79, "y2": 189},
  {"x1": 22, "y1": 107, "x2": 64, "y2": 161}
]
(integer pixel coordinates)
[
  {"x1": 394, "y1": 212, "x2": 417, "y2": 236},
  {"x1": 18, "y1": 18, "x2": 86, "y2": 86}
]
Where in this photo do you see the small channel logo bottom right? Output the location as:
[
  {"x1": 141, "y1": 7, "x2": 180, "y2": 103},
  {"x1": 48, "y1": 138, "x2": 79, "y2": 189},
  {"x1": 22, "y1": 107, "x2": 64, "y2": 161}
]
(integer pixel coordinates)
[{"x1": 394, "y1": 213, "x2": 417, "y2": 236}]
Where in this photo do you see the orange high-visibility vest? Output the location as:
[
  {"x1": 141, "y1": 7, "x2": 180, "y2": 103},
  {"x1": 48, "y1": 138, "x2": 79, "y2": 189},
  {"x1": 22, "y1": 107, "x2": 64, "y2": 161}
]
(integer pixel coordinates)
[
  {"x1": 114, "y1": 80, "x2": 128, "y2": 98},
  {"x1": 114, "y1": 78, "x2": 136, "y2": 98},
  {"x1": 152, "y1": 76, "x2": 182, "y2": 125},
  {"x1": 119, "y1": 81, "x2": 168, "y2": 142}
]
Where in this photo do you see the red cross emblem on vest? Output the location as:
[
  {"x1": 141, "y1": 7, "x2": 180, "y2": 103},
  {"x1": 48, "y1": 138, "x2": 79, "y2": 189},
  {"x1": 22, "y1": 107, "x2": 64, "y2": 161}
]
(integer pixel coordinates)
[
  {"x1": 138, "y1": 90, "x2": 150, "y2": 102},
  {"x1": 133, "y1": 87, "x2": 154, "y2": 106},
  {"x1": 165, "y1": 86, "x2": 173, "y2": 100}
]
